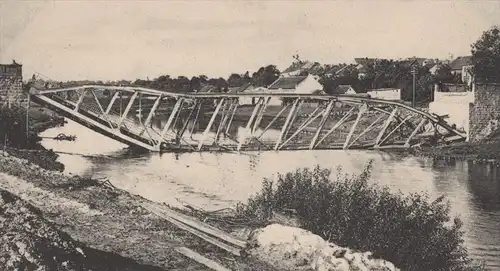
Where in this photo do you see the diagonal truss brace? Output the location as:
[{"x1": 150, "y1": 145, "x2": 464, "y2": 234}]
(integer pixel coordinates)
[
  {"x1": 279, "y1": 105, "x2": 329, "y2": 150},
  {"x1": 309, "y1": 100, "x2": 335, "y2": 149},
  {"x1": 379, "y1": 115, "x2": 414, "y2": 146},
  {"x1": 404, "y1": 118, "x2": 428, "y2": 148},
  {"x1": 156, "y1": 98, "x2": 184, "y2": 149},
  {"x1": 105, "y1": 90, "x2": 121, "y2": 115},
  {"x1": 198, "y1": 98, "x2": 225, "y2": 151},
  {"x1": 314, "y1": 106, "x2": 356, "y2": 148},
  {"x1": 348, "y1": 113, "x2": 385, "y2": 149},
  {"x1": 74, "y1": 89, "x2": 88, "y2": 112},
  {"x1": 118, "y1": 91, "x2": 138, "y2": 128},
  {"x1": 238, "y1": 98, "x2": 264, "y2": 151},
  {"x1": 374, "y1": 107, "x2": 398, "y2": 148},
  {"x1": 343, "y1": 103, "x2": 368, "y2": 149},
  {"x1": 275, "y1": 99, "x2": 300, "y2": 150},
  {"x1": 256, "y1": 104, "x2": 289, "y2": 140}
]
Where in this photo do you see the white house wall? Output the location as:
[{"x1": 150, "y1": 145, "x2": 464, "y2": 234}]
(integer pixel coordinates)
[
  {"x1": 295, "y1": 75, "x2": 323, "y2": 94},
  {"x1": 367, "y1": 90, "x2": 401, "y2": 100},
  {"x1": 429, "y1": 90, "x2": 474, "y2": 140}
]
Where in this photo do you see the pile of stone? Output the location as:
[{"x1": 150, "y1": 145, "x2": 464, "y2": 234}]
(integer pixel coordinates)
[
  {"x1": 246, "y1": 224, "x2": 399, "y2": 271},
  {"x1": 0, "y1": 189, "x2": 91, "y2": 270}
]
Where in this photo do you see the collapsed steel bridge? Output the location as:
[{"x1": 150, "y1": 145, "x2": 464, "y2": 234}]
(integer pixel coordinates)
[{"x1": 29, "y1": 85, "x2": 466, "y2": 152}]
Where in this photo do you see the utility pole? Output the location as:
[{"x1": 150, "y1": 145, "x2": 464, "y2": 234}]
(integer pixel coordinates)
[{"x1": 411, "y1": 65, "x2": 418, "y2": 108}]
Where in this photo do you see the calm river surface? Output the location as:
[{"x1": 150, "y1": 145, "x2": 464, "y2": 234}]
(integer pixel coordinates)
[{"x1": 41, "y1": 120, "x2": 500, "y2": 269}]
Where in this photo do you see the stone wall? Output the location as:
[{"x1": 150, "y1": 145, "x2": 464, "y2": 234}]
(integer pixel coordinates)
[
  {"x1": 0, "y1": 64, "x2": 26, "y2": 108},
  {"x1": 469, "y1": 83, "x2": 500, "y2": 142}
]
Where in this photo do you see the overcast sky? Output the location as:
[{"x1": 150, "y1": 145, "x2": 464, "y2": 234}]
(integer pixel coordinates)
[{"x1": 1, "y1": 0, "x2": 499, "y2": 81}]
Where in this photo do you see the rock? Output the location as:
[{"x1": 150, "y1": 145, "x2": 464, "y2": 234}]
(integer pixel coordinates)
[{"x1": 246, "y1": 224, "x2": 399, "y2": 271}]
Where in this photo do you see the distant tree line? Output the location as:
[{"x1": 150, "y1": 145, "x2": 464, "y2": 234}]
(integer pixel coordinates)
[{"x1": 31, "y1": 23, "x2": 500, "y2": 103}]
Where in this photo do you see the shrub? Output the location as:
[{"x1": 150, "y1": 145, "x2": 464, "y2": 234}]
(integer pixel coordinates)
[
  {"x1": 0, "y1": 106, "x2": 41, "y2": 149},
  {"x1": 237, "y1": 162, "x2": 484, "y2": 271}
]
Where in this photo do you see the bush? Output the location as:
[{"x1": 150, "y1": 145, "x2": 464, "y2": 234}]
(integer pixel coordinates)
[
  {"x1": 0, "y1": 106, "x2": 41, "y2": 149},
  {"x1": 237, "y1": 162, "x2": 484, "y2": 271}
]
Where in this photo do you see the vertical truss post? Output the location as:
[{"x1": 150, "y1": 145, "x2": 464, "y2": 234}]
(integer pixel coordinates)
[
  {"x1": 252, "y1": 97, "x2": 271, "y2": 135},
  {"x1": 118, "y1": 91, "x2": 138, "y2": 127},
  {"x1": 198, "y1": 98, "x2": 225, "y2": 151},
  {"x1": 139, "y1": 95, "x2": 162, "y2": 136},
  {"x1": 105, "y1": 90, "x2": 120, "y2": 114},
  {"x1": 157, "y1": 98, "x2": 184, "y2": 148},
  {"x1": 309, "y1": 99, "x2": 335, "y2": 149},
  {"x1": 343, "y1": 103, "x2": 368, "y2": 149},
  {"x1": 74, "y1": 89, "x2": 88, "y2": 112},
  {"x1": 374, "y1": 107, "x2": 398, "y2": 148},
  {"x1": 404, "y1": 118, "x2": 428, "y2": 148},
  {"x1": 275, "y1": 98, "x2": 300, "y2": 150},
  {"x1": 237, "y1": 98, "x2": 263, "y2": 151}
]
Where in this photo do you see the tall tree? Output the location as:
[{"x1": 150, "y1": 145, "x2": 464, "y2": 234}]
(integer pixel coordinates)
[
  {"x1": 252, "y1": 65, "x2": 280, "y2": 87},
  {"x1": 471, "y1": 25, "x2": 500, "y2": 82},
  {"x1": 227, "y1": 73, "x2": 243, "y2": 87}
]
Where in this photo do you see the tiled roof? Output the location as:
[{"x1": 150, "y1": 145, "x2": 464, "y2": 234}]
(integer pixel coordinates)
[
  {"x1": 450, "y1": 56, "x2": 473, "y2": 70},
  {"x1": 335, "y1": 85, "x2": 356, "y2": 94},
  {"x1": 196, "y1": 84, "x2": 218, "y2": 93},
  {"x1": 268, "y1": 76, "x2": 308, "y2": 90},
  {"x1": 227, "y1": 83, "x2": 253, "y2": 93},
  {"x1": 282, "y1": 61, "x2": 323, "y2": 75}
]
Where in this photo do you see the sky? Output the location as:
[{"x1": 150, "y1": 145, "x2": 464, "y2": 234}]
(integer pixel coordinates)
[{"x1": 1, "y1": 0, "x2": 500, "y2": 81}]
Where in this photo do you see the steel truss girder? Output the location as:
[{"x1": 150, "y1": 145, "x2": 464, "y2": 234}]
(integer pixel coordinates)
[{"x1": 31, "y1": 85, "x2": 468, "y2": 152}]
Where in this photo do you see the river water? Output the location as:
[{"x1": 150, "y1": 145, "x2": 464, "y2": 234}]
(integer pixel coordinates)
[{"x1": 41, "y1": 120, "x2": 500, "y2": 269}]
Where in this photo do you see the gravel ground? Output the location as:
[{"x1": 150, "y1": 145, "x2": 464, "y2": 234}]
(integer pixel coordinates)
[{"x1": 0, "y1": 150, "x2": 275, "y2": 270}]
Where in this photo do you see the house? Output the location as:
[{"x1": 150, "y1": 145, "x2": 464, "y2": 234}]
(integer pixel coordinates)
[
  {"x1": 194, "y1": 84, "x2": 218, "y2": 93},
  {"x1": 267, "y1": 74, "x2": 323, "y2": 105},
  {"x1": 450, "y1": 56, "x2": 473, "y2": 85},
  {"x1": 366, "y1": 88, "x2": 401, "y2": 101},
  {"x1": 334, "y1": 85, "x2": 357, "y2": 95},
  {"x1": 227, "y1": 83, "x2": 257, "y2": 106},
  {"x1": 281, "y1": 61, "x2": 323, "y2": 79}
]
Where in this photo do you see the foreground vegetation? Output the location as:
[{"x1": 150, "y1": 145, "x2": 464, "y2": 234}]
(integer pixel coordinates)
[{"x1": 236, "y1": 162, "x2": 485, "y2": 271}]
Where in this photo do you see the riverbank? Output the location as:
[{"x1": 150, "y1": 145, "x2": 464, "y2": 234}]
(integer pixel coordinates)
[
  {"x1": 6, "y1": 106, "x2": 67, "y2": 171},
  {"x1": 396, "y1": 139, "x2": 500, "y2": 163},
  {"x1": 0, "y1": 150, "x2": 275, "y2": 270}
]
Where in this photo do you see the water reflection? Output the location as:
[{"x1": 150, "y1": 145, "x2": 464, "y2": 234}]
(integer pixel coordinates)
[{"x1": 40, "y1": 120, "x2": 500, "y2": 269}]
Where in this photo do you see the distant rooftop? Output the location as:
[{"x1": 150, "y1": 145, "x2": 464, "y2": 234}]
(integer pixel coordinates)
[
  {"x1": 268, "y1": 76, "x2": 308, "y2": 90},
  {"x1": 450, "y1": 56, "x2": 473, "y2": 70}
]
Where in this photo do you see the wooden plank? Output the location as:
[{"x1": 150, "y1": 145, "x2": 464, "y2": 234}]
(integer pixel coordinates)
[
  {"x1": 175, "y1": 247, "x2": 232, "y2": 271},
  {"x1": 141, "y1": 203, "x2": 242, "y2": 256}
]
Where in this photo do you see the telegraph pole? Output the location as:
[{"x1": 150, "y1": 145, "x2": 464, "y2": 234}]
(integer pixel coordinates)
[{"x1": 411, "y1": 65, "x2": 418, "y2": 108}]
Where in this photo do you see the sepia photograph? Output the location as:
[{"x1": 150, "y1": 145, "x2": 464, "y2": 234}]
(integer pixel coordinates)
[{"x1": 1, "y1": 0, "x2": 500, "y2": 270}]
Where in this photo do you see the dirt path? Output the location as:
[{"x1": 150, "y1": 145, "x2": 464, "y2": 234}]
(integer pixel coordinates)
[{"x1": 0, "y1": 151, "x2": 274, "y2": 270}]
